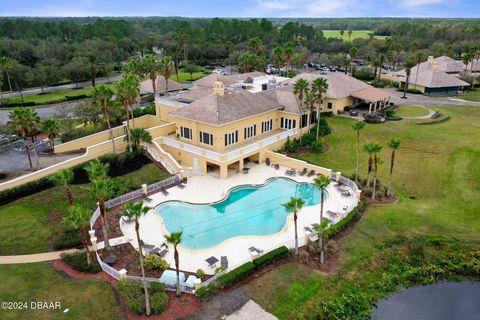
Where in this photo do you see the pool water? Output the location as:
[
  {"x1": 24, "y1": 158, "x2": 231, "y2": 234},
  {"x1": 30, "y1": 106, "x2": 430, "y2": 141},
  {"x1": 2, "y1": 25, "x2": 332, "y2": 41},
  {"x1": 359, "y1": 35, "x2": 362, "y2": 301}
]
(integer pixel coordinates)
[{"x1": 156, "y1": 177, "x2": 326, "y2": 250}]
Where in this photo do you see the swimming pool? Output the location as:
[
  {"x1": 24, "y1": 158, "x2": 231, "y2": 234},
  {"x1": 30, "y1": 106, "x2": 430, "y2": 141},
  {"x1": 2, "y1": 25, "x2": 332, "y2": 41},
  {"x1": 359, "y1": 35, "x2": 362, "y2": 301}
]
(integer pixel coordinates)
[{"x1": 156, "y1": 177, "x2": 326, "y2": 250}]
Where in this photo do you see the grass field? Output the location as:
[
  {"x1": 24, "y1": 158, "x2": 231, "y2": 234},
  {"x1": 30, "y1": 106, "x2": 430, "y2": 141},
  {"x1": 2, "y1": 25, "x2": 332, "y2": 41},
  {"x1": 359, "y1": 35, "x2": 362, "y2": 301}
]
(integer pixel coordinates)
[
  {"x1": 0, "y1": 163, "x2": 170, "y2": 255},
  {"x1": 246, "y1": 106, "x2": 480, "y2": 319},
  {"x1": 459, "y1": 89, "x2": 480, "y2": 102},
  {"x1": 0, "y1": 263, "x2": 122, "y2": 320},
  {"x1": 322, "y1": 29, "x2": 388, "y2": 41},
  {"x1": 170, "y1": 71, "x2": 209, "y2": 83},
  {"x1": 394, "y1": 106, "x2": 432, "y2": 117}
]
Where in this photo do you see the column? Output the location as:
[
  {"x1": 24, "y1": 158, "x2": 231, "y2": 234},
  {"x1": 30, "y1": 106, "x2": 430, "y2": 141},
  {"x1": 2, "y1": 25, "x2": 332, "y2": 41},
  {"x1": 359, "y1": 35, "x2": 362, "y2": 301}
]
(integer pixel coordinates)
[
  {"x1": 220, "y1": 165, "x2": 228, "y2": 179},
  {"x1": 141, "y1": 184, "x2": 148, "y2": 195},
  {"x1": 336, "y1": 171, "x2": 342, "y2": 183},
  {"x1": 238, "y1": 159, "x2": 244, "y2": 172},
  {"x1": 368, "y1": 103, "x2": 372, "y2": 114}
]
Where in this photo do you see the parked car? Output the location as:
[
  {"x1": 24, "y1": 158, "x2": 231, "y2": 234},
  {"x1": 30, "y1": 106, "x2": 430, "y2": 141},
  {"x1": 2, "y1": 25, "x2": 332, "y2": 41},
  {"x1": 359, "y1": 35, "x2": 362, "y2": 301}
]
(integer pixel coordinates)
[
  {"x1": 205, "y1": 65, "x2": 215, "y2": 70},
  {"x1": 349, "y1": 110, "x2": 359, "y2": 116}
]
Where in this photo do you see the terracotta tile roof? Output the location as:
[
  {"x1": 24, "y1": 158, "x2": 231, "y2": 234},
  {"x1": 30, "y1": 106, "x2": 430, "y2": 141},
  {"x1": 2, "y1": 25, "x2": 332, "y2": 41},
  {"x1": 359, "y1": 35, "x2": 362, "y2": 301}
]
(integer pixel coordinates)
[
  {"x1": 351, "y1": 87, "x2": 391, "y2": 103},
  {"x1": 169, "y1": 89, "x2": 283, "y2": 125}
]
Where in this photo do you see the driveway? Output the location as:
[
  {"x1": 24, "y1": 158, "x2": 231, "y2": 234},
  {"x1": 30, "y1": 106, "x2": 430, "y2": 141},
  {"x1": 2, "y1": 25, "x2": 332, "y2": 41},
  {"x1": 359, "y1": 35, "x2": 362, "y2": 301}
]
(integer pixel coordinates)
[{"x1": 384, "y1": 88, "x2": 480, "y2": 107}]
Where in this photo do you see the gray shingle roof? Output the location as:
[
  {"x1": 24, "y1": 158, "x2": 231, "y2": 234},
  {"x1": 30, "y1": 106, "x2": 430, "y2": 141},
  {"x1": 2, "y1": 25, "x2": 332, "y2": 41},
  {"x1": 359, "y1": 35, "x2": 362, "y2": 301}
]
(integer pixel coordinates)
[
  {"x1": 404, "y1": 69, "x2": 469, "y2": 88},
  {"x1": 193, "y1": 72, "x2": 266, "y2": 87},
  {"x1": 139, "y1": 78, "x2": 186, "y2": 93}
]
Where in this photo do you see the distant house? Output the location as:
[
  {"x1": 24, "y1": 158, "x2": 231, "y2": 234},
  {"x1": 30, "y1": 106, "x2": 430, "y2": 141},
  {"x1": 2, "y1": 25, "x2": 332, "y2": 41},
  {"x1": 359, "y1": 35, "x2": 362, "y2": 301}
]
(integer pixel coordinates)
[{"x1": 382, "y1": 56, "x2": 470, "y2": 95}]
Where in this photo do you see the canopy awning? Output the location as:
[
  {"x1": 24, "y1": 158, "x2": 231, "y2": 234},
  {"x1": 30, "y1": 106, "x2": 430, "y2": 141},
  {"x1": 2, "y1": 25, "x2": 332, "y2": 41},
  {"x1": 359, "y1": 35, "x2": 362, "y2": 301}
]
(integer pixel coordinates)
[{"x1": 351, "y1": 87, "x2": 391, "y2": 103}]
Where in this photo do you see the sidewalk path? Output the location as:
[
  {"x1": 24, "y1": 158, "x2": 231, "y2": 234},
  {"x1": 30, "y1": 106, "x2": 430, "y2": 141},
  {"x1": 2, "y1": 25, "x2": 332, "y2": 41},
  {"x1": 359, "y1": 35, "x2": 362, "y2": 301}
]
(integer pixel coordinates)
[{"x1": 0, "y1": 249, "x2": 80, "y2": 264}]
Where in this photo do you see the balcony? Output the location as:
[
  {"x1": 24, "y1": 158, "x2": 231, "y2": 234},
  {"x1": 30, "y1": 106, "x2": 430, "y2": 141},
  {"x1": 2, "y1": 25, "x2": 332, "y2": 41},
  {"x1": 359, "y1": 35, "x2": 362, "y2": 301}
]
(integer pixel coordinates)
[{"x1": 160, "y1": 128, "x2": 297, "y2": 163}]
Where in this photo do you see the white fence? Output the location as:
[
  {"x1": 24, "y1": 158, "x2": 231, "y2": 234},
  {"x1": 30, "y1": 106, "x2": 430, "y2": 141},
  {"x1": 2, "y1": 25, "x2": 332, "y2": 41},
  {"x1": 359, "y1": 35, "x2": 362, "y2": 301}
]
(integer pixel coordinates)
[
  {"x1": 126, "y1": 275, "x2": 195, "y2": 293},
  {"x1": 339, "y1": 175, "x2": 361, "y2": 194},
  {"x1": 96, "y1": 252, "x2": 121, "y2": 279},
  {"x1": 90, "y1": 207, "x2": 101, "y2": 229}
]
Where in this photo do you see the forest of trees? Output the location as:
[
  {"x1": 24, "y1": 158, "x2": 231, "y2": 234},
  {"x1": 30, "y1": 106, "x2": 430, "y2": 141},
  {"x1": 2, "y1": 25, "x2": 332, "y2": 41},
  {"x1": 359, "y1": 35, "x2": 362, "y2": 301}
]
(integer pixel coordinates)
[{"x1": 1, "y1": 17, "x2": 479, "y2": 91}]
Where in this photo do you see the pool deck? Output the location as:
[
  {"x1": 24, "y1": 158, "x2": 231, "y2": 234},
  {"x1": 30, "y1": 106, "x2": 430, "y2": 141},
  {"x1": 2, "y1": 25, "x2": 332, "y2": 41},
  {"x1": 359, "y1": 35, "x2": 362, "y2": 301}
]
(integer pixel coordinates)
[{"x1": 119, "y1": 164, "x2": 359, "y2": 275}]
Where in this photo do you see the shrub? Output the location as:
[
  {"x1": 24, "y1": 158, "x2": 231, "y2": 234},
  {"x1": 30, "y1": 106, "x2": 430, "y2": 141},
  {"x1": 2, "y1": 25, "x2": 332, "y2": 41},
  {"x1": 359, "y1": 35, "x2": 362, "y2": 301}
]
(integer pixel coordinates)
[
  {"x1": 65, "y1": 94, "x2": 88, "y2": 101},
  {"x1": 396, "y1": 87, "x2": 423, "y2": 94},
  {"x1": 253, "y1": 246, "x2": 289, "y2": 269},
  {"x1": 195, "y1": 283, "x2": 218, "y2": 299},
  {"x1": 310, "y1": 140, "x2": 324, "y2": 153},
  {"x1": 216, "y1": 262, "x2": 256, "y2": 288},
  {"x1": 353, "y1": 68, "x2": 375, "y2": 81},
  {"x1": 52, "y1": 226, "x2": 82, "y2": 250},
  {"x1": 325, "y1": 199, "x2": 365, "y2": 239},
  {"x1": 144, "y1": 255, "x2": 170, "y2": 271},
  {"x1": 61, "y1": 251, "x2": 101, "y2": 273},
  {"x1": 196, "y1": 268, "x2": 206, "y2": 281},
  {"x1": 214, "y1": 266, "x2": 226, "y2": 274},
  {"x1": 117, "y1": 278, "x2": 169, "y2": 315},
  {"x1": 0, "y1": 177, "x2": 54, "y2": 206}
]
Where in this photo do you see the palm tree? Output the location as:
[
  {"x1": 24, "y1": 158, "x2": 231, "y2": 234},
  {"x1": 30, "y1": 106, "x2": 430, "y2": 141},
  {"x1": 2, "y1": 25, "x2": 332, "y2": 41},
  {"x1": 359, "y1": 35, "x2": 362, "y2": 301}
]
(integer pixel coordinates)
[
  {"x1": 283, "y1": 42, "x2": 294, "y2": 71},
  {"x1": 281, "y1": 197, "x2": 305, "y2": 255},
  {"x1": 273, "y1": 47, "x2": 285, "y2": 70},
  {"x1": 63, "y1": 205, "x2": 93, "y2": 265},
  {"x1": 126, "y1": 128, "x2": 152, "y2": 153},
  {"x1": 115, "y1": 73, "x2": 140, "y2": 151},
  {"x1": 162, "y1": 231, "x2": 183, "y2": 297},
  {"x1": 372, "y1": 55, "x2": 382, "y2": 82},
  {"x1": 0, "y1": 56, "x2": 13, "y2": 93},
  {"x1": 349, "y1": 47, "x2": 358, "y2": 76},
  {"x1": 85, "y1": 53, "x2": 100, "y2": 87},
  {"x1": 352, "y1": 121, "x2": 366, "y2": 183},
  {"x1": 90, "y1": 178, "x2": 114, "y2": 248},
  {"x1": 313, "y1": 175, "x2": 330, "y2": 226},
  {"x1": 142, "y1": 54, "x2": 161, "y2": 96},
  {"x1": 305, "y1": 89, "x2": 319, "y2": 125},
  {"x1": 402, "y1": 56, "x2": 417, "y2": 99},
  {"x1": 50, "y1": 168, "x2": 74, "y2": 207},
  {"x1": 471, "y1": 48, "x2": 480, "y2": 90},
  {"x1": 158, "y1": 56, "x2": 174, "y2": 93},
  {"x1": 462, "y1": 51, "x2": 473, "y2": 76},
  {"x1": 369, "y1": 143, "x2": 383, "y2": 200},
  {"x1": 41, "y1": 119, "x2": 60, "y2": 153},
  {"x1": 311, "y1": 77, "x2": 329, "y2": 140},
  {"x1": 84, "y1": 160, "x2": 109, "y2": 181},
  {"x1": 363, "y1": 142, "x2": 376, "y2": 188},
  {"x1": 312, "y1": 220, "x2": 329, "y2": 264},
  {"x1": 92, "y1": 85, "x2": 117, "y2": 154},
  {"x1": 412, "y1": 51, "x2": 425, "y2": 91},
  {"x1": 387, "y1": 138, "x2": 401, "y2": 197},
  {"x1": 123, "y1": 201, "x2": 151, "y2": 315},
  {"x1": 8, "y1": 107, "x2": 40, "y2": 169}
]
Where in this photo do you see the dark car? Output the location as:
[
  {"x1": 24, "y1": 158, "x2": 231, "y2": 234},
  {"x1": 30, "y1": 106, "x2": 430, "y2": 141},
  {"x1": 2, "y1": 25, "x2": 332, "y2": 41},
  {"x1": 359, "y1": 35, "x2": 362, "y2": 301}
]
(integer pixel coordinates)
[
  {"x1": 205, "y1": 65, "x2": 215, "y2": 70},
  {"x1": 349, "y1": 110, "x2": 359, "y2": 116}
]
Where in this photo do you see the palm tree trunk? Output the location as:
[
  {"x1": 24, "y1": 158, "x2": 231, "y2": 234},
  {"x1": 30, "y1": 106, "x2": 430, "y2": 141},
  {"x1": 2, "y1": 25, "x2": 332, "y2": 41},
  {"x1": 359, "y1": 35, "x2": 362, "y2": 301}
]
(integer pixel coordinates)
[
  {"x1": 319, "y1": 235, "x2": 324, "y2": 264},
  {"x1": 366, "y1": 156, "x2": 372, "y2": 187},
  {"x1": 91, "y1": 65, "x2": 96, "y2": 87},
  {"x1": 316, "y1": 107, "x2": 321, "y2": 140},
  {"x1": 294, "y1": 213, "x2": 298, "y2": 255},
  {"x1": 164, "y1": 76, "x2": 169, "y2": 93},
  {"x1": 372, "y1": 155, "x2": 378, "y2": 200},
  {"x1": 66, "y1": 186, "x2": 74, "y2": 207},
  {"x1": 24, "y1": 142, "x2": 33, "y2": 169},
  {"x1": 320, "y1": 190, "x2": 325, "y2": 223},
  {"x1": 6, "y1": 70, "x2": 12, "y2": 93},
  {"x1": 79, "y1": 226, "x2": 91, "y2": 265},
  {"x1": 413, "y1": 64, "x2": 420, "y2": 91},
  {"x1": 135, "y1": 221, "x2": 151, "y2": 316},
  {"x1": 151, "y1": 76, "x2": 156, "y2": 97},
  {"x1": 387, "y1": 150, "x2": 395, "y2": 197},
  {"x1": 104, "y1": 112, "x2": 116, "y2": 154},
  {"x1": 124, "y1": 105, "x2": 132, "y2": 152},
  {"x1": 174, "y1": 248, "x2": 181, "y2": 296},
  {"x1": 403, "y1": 74, "x2": 410, "y2": 98},
  {"x1": 99, "y1": 200, "x2": 110, "y2": 248},
  {"x1": 355, "y1": 130, "x2": 360, "y2": 182}
]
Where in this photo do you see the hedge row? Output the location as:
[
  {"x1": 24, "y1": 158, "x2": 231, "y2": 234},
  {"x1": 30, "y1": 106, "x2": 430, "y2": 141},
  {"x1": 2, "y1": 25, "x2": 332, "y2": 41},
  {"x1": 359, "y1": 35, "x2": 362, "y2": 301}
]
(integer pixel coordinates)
[
  {"x1": 216, "y1": 262, "x2": 256, "y2": 288},
  {"x1": 252, "y1": 246, "x2": 289, "y2": 269},
  {"x1": 0, "y1": 152, "x2": 151, "y2": 205},
  {"x1": 0, "y1": 94, "x2": 90, "y2": 108},
  {"x1": 325, "y1": 198, "x2": 365, "y2": 239}
]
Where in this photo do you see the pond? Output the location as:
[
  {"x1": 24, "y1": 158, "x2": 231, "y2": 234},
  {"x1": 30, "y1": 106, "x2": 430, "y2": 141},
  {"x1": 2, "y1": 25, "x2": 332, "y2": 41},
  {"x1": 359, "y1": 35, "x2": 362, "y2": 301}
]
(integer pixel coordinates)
[{"x1": 372, "y1": 281, "x2": 480, "y2": 320}]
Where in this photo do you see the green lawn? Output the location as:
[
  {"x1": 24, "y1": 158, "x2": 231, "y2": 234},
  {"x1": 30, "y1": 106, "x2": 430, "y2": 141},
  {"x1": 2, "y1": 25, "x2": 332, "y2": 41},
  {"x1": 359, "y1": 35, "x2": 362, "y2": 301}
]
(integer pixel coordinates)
[
  {"x1": 0, "y1": 163, "x2": 170, "y2": 255},
  {"x1": 0, "y1": 263, "x2": 122, "y2": 320},
  {"x1": 246, "y1": 106, "x2": 480, "y2": 319},
  {"x1": 3, "y1": 83, "x2": 117, "y2": 106},
  {"x1": 394, "y1": 106, "x2": 431, "y2": 118},
  {"x1": 459, "y1": 89, "x2": 480, "y2": 102},
  {"x1": 170, "y1": 71, "x2": 209, "y2": 83},
  {"x1": 321, "y1": 30, "x2": 388, "y2": 41}
]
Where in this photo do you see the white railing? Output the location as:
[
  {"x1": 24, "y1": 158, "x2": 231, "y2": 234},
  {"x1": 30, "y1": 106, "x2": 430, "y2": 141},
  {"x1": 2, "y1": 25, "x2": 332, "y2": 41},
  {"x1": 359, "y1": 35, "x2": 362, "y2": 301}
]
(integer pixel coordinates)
[
  {"x1": 161, "y1": 128, "x2": 297, "y2": 163},
  {"x1": 146, "y1": 175, "x2": 180, "y2": 194},
  {"x1": 90, "y1": 207, "x2": 101, "y2": 229},
  {"x1": 126, "y1": 275, "x2": 194, "y2": 293},
  {"x1": 96, "y1": 252, "x2": 121, "y2": 279},
  {"x1": 105, "y1": 189, "x2": 145, "y2": 209},
  {"x1": 339, "y1": 175, "x2": 361, "y2": 194},
  {"x1": 142, "y1": 141, "x2": 182, "y2": 174}
]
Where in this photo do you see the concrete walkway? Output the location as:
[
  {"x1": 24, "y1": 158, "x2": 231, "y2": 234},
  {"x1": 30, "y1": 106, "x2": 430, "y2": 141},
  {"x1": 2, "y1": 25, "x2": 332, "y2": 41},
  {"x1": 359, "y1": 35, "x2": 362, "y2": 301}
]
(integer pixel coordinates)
[{"x1": 0, "y1": 249, "x2": 80, "y2": 265}]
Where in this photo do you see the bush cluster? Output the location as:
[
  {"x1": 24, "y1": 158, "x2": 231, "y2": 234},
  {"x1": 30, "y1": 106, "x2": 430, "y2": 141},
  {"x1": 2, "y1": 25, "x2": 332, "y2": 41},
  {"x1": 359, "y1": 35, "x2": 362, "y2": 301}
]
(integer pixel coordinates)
[
  {"x1": 61, "y1": 251, "x2": 101, "y2": 273},
  {"x1": 132, "y1": 104, "x2": 156, "y2": 118},
  {"x1": 144, "y1": 255, "x2": 170, "y2": 271},
  {"x1": 216, "y1": 262, "x2": 256, "y2": 288},
  {"x1": 396, "y1": 87, "x2": 423, "y2": 94},
  {"x1": 253, "y1": 246, "x2": 289, "y2": 269},
  {"x1": 0, "y1": 94, "x2": 90, "y2": 109},
  {"x1": 280, "y1": 120, "x2": 331, "y2": 153},
  {"x1": 117, "y1": 279, "x2": 169, "y2": 315}
]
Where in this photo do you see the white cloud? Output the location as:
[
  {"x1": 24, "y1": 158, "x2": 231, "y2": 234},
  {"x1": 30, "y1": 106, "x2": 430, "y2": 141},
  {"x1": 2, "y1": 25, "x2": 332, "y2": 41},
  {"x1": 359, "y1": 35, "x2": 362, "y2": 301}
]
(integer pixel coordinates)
[
  {"x1": 401, "y1": 0, "x2": 445, "y2": 7},
  {"x1": 252, "y1": 0, "x2": 360, "y2": 17}
]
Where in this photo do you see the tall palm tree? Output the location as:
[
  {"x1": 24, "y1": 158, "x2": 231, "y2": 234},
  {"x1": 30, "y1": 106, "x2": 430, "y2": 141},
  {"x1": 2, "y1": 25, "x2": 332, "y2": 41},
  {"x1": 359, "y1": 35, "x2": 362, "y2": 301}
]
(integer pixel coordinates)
[
  {"x1": 281, "y1": 197, "x2": 305, "y2": 255},
  {"x1": 312, "y1": 220, "x2": 329, "y2": 264},
  {"x1": 402, "y1": 56, "x2": 417, "y2": 99},
  {"x1": 370, "y1": 143, "x2": 383, "y2": 200},
  {"x1": 352, "y1": 121, "x2": 366, "y2": 182},
  {"x1": 0, "y1": 56, "x2": 13, "y2": 93},
  {"x1": 63, "y1": 205, "x2": 92, "y2": 265},
  {"x1": 311, "y1": 77, "x2": 329, "y2": 140},
  {"x1": 142, "y1": 54, "x2": 161, "y2": 96},
  {"x1": 115, "y1": 73, "x2": 140, "y2": 151},
  {"x1": 8, "y1": 107, "x2": 40, "y2": 169},
  {"x1": 471, "y1": 48, "x2": 480, "y2": 90},
  {"x1": 92, "y1": 85, "x2": 117, "y2": 154},
  {"x1": 412, "y1": 51, "x2": 425, "y2": 91},
  {"x1": 158, "y1": 56, "x2": 174, "y2": 94},
  {"x1": 90, "y1": 178, "x2": 114, "y2": 248},
  {"x1": 162, "y1": 231, "x2": 183, "y2": 297},
  {"x1": 85, "y1": 53, "x2": 100, "y2": 87},
  {"x1": 41, "y1": 119, "x2": 60, "y2": 153},
  {"x1": 363, "y1": 142, "x2": 376, "y2": 188},
  {"x1": 84, "y1": 160, "x2": 109, "y2": 181},
  {"x1": 283, "y1": 43, "x2": 294, "y2": 71},
  {"x1": 273, "y1": 47, "x2": 285, "y2": 70},
  {"x1": 387, "y1": 138, "x2": 401, "y2": 197},
  {"x1": 123, "y1": 201, "x2": 151, "y2": 316},
  {"x1": 314, "y1": 175, "x2": 330, "y2": 226},
  {"x1": 50, "y1": 168, "x2": 74, "y2": 207},
  {"x1": 125, "y1": 128, "x2": 152, "y2": 153},
  {"x1": 305, "y1": 89, "x2": 319, "y2": 125},
  {"x1": 372, "y1": 55, "x2": 383, "y2": 82},
  {"x1": 293, "y1": 79, "x2": 309, "y2": 109},
  {"x1": 462, "y1": 51, "x2": 473, "y2": 76},
  {"x1": 349, "y1": 47, "x2": 358, "y2": 76}
]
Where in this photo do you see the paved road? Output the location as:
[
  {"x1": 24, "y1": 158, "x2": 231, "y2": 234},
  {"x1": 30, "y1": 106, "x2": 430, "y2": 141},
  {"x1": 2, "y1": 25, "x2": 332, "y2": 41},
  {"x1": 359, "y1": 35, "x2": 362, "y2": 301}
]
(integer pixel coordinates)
[
  {"x1": 0, "y1": 100, "x2": 79, "y2": 124},
  {"x1": 1, "y1": 74, "x2": 122, "y2": 98}
]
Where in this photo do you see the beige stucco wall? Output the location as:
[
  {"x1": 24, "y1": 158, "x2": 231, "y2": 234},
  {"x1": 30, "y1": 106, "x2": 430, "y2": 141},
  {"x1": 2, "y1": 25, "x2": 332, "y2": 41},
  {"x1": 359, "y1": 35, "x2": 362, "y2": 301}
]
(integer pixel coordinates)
[
  {"x1": 55, "y1": 125, "x2": 125, "y2": 153},
  {"x1": 323, "y1": 96, "x2": 353, "y2": 114},
  {"x1": 265, "y1": 151, "x2": 332, "y2": 177}
]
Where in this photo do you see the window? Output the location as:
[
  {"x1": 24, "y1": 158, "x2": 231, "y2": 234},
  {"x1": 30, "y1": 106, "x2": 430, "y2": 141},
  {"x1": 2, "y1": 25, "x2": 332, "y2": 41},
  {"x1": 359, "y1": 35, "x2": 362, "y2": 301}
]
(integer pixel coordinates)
[
  {"x1": 224, "y1": 130, "x2": 238, "y2": 146},
  {"x1": 180, "y1": 126, "x2": 192, "y2": 139},
  {"x1": 244, "y1": 124, "x2": 256, "y2": 139},
  {"x1": 280, "y1": 117, "x2": 296, "y2": 129},
  {"x1": 199, "y1": 131, "x2": 213, "y2": 146},
  {"x1": 310, "y1": 111, "x2": 317, "y2": 124},
  {"x1": 301, "y1": 114, "x2": 309, "y2": 128},
  {"x1": 327, "y1": 102, "x2": 333, "y2": 110},
  {"x1": 261, "y1": 119, "x2": 273, "y2": 133}
]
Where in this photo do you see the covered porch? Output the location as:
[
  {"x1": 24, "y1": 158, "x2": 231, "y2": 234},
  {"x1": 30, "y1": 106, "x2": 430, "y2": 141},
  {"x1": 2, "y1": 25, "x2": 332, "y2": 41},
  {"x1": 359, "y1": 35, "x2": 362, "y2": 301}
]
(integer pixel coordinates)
[{"x1": 351, "y1": 87, "x2": 392, "y2": 114}]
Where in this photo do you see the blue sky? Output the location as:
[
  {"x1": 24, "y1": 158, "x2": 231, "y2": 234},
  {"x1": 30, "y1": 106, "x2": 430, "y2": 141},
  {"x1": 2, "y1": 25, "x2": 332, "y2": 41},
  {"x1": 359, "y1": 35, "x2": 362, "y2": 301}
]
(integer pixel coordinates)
[{"x1": 0, "y1": 0, "x2": 478, "y2": 18}]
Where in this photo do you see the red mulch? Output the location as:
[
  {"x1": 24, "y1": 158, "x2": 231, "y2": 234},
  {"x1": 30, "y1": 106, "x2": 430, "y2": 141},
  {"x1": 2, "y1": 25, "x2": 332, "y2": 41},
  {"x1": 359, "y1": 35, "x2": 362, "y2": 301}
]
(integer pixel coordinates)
[{"x1": 52, "y1": 260, "x2": 202, "y2": 320}]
